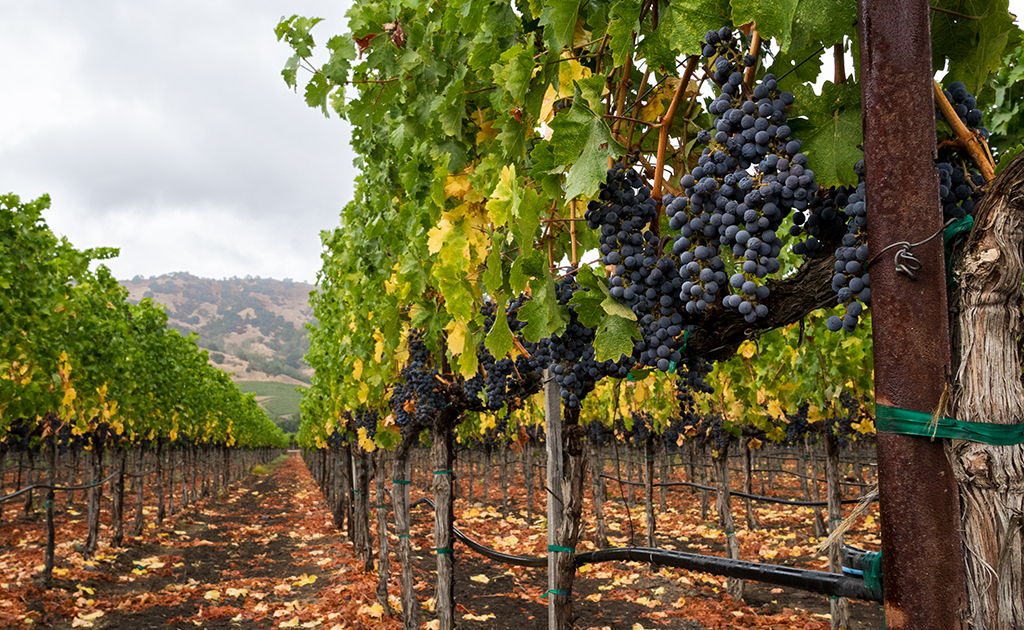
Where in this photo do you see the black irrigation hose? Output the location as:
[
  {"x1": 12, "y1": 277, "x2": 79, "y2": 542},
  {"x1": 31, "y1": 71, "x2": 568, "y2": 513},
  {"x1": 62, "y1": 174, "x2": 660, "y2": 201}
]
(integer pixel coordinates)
[
  {"x1": 599, "y1": 474, "x2": 865, "y2": 506},
  {"x1": 575, "y1": 547, "x2": 880, "y2": 602},
  {"x1": 0, "y1": 471, "x2": 120, "y2": 504},
  {"x1": 404, "y1": 497, "x2": 880, "y2": 602},
  {"x1": 409, "y1": 497, "x2": 547, "y2": 567}
]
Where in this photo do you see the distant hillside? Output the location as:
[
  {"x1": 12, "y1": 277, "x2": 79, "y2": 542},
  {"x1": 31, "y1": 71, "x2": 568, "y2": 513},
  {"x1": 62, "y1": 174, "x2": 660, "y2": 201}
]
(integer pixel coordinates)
[{"x1": 121, "y1": 272, "x2": 317, "y2": 388}]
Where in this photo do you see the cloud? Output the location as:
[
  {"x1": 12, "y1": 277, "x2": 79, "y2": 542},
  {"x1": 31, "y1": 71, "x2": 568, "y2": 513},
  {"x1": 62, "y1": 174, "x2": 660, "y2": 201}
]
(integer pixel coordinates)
[{"x1": 0, "y1": 0, "x2": 355, "y2": 283}]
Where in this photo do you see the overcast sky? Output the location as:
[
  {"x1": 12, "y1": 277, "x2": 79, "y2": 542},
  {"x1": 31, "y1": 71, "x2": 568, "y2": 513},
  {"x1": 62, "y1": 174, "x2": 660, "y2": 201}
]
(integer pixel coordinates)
[
  {"x1": 1, "y1": 0, "x2": 353, "y2": 284},
  {"x1": 2, "y1": 2, "x2": 1021, "y2": 284}
]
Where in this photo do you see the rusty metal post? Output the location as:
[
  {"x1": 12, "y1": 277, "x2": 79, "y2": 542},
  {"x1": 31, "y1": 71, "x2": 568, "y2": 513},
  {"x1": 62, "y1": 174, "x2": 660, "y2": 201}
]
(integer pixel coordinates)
[{"x1": 857, "y1": 0, "x2": 969, "y2": 628}]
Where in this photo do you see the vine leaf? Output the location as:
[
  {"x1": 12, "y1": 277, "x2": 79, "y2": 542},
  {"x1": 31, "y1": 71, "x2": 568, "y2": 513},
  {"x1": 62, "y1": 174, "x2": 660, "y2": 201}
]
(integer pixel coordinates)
[
  {"x1": 594, "y1": 314, "x2": 642, "y2": 362},
  {"x1": 790, "y1": 81, "x2": 863, "y2": 188},
  {"x1": 607, "y1": 0, "x2": 643, "y2": 67},
  {"x1": 548, "y1": 84, "x2": 625, "y2": 200},
  {"x1": 539, "y1": 0, "x2": 582, "y2": 50},
  {"x1": 485, "y1": 295, "x2": 515, "y2": 359},
  {"x1": 731, "y1": 0, "x2": 799, "y2": 53},
  {"x1": 931, "y1": 0, "x2": 1016, "y2": 94},
  {"x1": 664, "y1": 0, "x2": 731, "y2": 56}
]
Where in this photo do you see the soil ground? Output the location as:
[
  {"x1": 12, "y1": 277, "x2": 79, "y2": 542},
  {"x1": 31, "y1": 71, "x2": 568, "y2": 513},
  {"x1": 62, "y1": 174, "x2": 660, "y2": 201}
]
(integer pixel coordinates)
[{"x1": 0, "y1": 452, "x2": 884, "y2": 629}]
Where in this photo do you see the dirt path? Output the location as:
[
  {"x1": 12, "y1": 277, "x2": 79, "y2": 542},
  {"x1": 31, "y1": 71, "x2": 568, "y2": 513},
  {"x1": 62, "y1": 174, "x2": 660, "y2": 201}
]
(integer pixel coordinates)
[{"x1": 24, "y1": 454, "x2": 395, "y2": 630}]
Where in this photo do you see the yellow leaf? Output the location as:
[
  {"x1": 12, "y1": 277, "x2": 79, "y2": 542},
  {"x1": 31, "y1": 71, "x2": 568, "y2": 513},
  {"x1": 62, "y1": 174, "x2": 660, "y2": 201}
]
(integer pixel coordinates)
[
  {"x1": 427, "y1": 218, "x2": 455, "y2": 255},
  {"x1": 279, "y1": 617, "x2": 300, "y2": 628},
  {"x1": 204, "y1": 590, "x2": 220, "y2": 601},
  {"x1": 446, "y1": 319, "x2": 471, "y2": 356},
  {"x1": 463, "y1": 613, "x2": 497, "y2": 621},
  {"x1": 357, "y1": 427, "x2": 376, "y2": 452},
  {"x1": 359, "y1": 603, "x2": 384, "y2": 620},
  {"x1": 469, "y1": 574, "x2": 490, "y2": 584}
]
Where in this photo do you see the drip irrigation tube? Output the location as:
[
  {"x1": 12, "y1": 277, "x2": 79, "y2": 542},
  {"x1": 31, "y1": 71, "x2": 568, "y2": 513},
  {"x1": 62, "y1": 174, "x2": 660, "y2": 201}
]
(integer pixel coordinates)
[
  {"x1": 0, "y1": 471, "x2": 121, "y2": 503},
  {"x1": 404, "y1": 497, "x2": 881, "y2": 602},
  {"x1": 599, "y1": 474, "x2": 865, "y2": 506}
]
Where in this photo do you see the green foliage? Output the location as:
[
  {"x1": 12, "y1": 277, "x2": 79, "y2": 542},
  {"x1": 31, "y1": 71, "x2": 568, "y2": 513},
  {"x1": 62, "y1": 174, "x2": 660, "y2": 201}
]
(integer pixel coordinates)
[
  {"x1": 274, "y1": 0, "x2": 1021, "y2": 450},
  {"x1": 1, "y1": 194, "x2": 287, "y2": 449}
]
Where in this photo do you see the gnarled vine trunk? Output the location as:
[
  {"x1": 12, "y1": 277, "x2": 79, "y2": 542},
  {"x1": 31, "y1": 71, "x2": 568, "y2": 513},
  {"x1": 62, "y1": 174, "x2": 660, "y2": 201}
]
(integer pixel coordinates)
[{"x1": 951, "y1": 152, "x2": 1024, "y2": 630}]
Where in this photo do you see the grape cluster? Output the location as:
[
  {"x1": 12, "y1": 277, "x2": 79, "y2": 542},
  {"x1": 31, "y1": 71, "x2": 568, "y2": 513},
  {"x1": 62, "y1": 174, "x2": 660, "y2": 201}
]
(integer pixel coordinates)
[
  {"x1": 937, "y1": 161, "x2": 985, "y2": 220},
  {"x1": 353, "y1": 408, "x2": 379, "y2": 436},
  {"x1": 586, "y1": 165, "x2": 686, "y2": 372},
  {"x1": 470, "y1": 296, "x2": 543, "y2": 413},
  {"x1": 938, "y1": 81, "x2": 987, "y2": 135},
  {"x1": 936, "y1": 82, "x2": 987, "y2": 222},
  {"x1": 616, "y1": 411, "x2": 654, "y2": 449},
  {"x1": 389, "y1": 331, "x2": 446, "y2": 433},
  {"x1": 666, "y1": 29, "x2": 817, "y2": 324},
  {"x1": 534, "y1": 277, "x2": 635, "y2": 407},
  {"x1": 584, "y1": 419, "x2": 610, "y2": 446},
  {"x1": 826, "y1": 160, "x2": 871, "y2": 333},
  {"x1": 784, "y1": 403, "x2": 811, "y2": 444},
  {"x1": 790, "y1": 187, "x2": 854, "y2": 257},
  {"x1": 694, "y1": 413, "x2": 733, "y2": 452}
]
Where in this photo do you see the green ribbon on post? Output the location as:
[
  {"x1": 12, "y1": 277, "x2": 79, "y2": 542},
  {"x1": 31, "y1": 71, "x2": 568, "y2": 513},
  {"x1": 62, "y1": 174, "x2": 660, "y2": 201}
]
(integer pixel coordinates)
[
  {"x1": 434, "y1": 469, "x2": 453, "y2": 475},
  {"x1": 862, "y1": 551, "x2": 883, "y2": 596},
  {"x1": 541, "y1": 589, "x2": 571, "y2": 598},
  {"x1": 435, "y1": 547, "x2": 454, "y2": 555},
  {"x1": 876, "y1": 404, "x2": 1024, "y2": 446},
  {"x1": 547, "y1": 545, "x2": 574, "y2": 553}
]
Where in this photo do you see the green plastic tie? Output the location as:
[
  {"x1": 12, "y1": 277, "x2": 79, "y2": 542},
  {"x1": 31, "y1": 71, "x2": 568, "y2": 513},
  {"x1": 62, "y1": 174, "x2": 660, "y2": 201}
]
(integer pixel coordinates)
[
  {"x1": 944, "y1": 214, "x2": 975, "y2": 287},
  {"x1": 434, "y1": 469, "x2": 453, "y2": 475},
  {"x1": 862, "y1": 551, "x2": 883, "y2": 595},
  {"x1": 377, "y1": 504, "x2": 388, "y2": 509},
  {"x1": 548, "y1": 545, "x2": 575, "y2": 553},
  {"x1": 398, "y1": 534, "x2": 410, "y2": 539},
  {"x1": 393, "y1": 479, "x2": 411, "y2": 485},
  {"x1": 724, "y1": 530, "x2": 735, "y2": 536},
  {"x1": 435, "y1": 547, "x2": 454, "y2": 555},
  {"x1": 541, "y1": 589, "x2": 571, "y2": 598},
  {"x1": 876, "y1": 404, "x2": 1024, "y2": 445}
]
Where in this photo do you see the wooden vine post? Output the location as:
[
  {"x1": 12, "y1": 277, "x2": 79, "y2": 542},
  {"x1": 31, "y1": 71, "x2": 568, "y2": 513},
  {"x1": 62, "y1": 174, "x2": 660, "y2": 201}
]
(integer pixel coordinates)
[
  {"x1": 544, "y1": 367, "x2": 565, "y2": 629},
  {"x1": 857, "y1": 0, "x2": 969, "y2": 626}
]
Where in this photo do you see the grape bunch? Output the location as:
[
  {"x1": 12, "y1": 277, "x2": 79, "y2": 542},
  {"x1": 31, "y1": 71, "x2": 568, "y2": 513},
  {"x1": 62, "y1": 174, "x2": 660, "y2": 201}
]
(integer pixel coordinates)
[
  {"x1": 534, "y1": 276, "x2": 635, "y2": 408},
  {"x1": 938, "y1": 81, "x2": 987, "y2": 134},
  {"x1": 586, "y1": 165, "x2": 686, "y2": 372},
  {"x1": 617, "y1": 411, "x2": 654, "y2": 449},
  {"x1": 936, "y1": 81, "x2": 987, "y2": 222},
  {"x1": 694, "y1": 413, "x2": 733, "y2": 452},
  {"x1": 666, "y1": 28, "x2": 817, "y2": 324},
  {"x1": 790, "y1": 187, "x2": 854, "y2": 258},
  {"x1": 353, "y1": 408, "x2": 379, "y2": 436},
  {"x1": 584, "y1": 419, "x2": 610, "y2": 446},
  {"x1": 826, "y1": 160, "x2": 871, "y2": 333},
  {"x1": 389, "y1": 331, "x2": 446, "y2": 433},
  {"x1": 783, "y1": 403, "x2": 811, "y2": 444},
  {"x1": 470, "y1": 295, "x2": 544, "y2": 413}
]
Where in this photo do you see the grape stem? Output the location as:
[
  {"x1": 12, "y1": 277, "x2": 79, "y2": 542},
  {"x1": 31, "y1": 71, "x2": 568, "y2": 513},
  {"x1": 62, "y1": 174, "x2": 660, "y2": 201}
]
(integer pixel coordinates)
[
  {"x1": 743, "y1": 29, "x2": 762, "y2": 91},
  {"x1": 652, "y1": 56, "x2": 700, "y2": 223},
  {"x1": 932, "y1": 79, "x2": 995, "y2": 182}
]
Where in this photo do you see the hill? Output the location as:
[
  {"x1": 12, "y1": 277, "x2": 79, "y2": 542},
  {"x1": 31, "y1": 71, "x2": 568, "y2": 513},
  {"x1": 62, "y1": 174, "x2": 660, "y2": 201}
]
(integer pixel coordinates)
[{"x1": 120, "y1": 273, "x2": 316, "y2": 422}]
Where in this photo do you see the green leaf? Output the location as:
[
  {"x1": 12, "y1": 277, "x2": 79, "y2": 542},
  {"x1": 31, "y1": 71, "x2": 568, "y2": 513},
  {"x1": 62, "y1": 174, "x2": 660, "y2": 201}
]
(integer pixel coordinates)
[
  {"x1": 485, "y1": 295, "x2": 515, "y2": 358},
  {"x1": 600, "y1": 296, "x2": 637, "y2": 321},
  {"x1": 323, "y1": 35, "x2": 357, "y2": 84},
  {"x1": 665, "y1": 0, "x2": 731, "y2": 56},
  {"x1": 594, "y1": 314, "x2": 641, "y2": 362},
  {"x1": 731, "y1": 0, "x2": 799, "y2": 53},
  {"x1": 790, "y1": 81, "x2": 863, "y2": 188},
  {"x1": 514, "y1": 187, "x2": 544, "y2": 253},
  {"x1": 607, "y1": 0, "x2": 642, "y2": 67},
  {"x1": 483, "y1": 241, "x2": 505, "y2": 296},
  {"x1": 932, "y1": 0, "x2": 1016, "y2": 94},
  {"x1": 539, "y1": 0, "x2": 582, "y2": 50},
  {"x1": 304, "y1": 72, "x2": 332, "y2": 116},
  {"x1": 439, "y1": 75, "x2": 467, "y2": 139},
  {"x1": 510, "y1": 250, "x2": 546, "y2": 295},
  {"x1": 574, "y1": 265, "x2": 609, "y2": 297},
  {"x1": 548, "y1": 86, "x2": 624, "y2": 200},
  {"x1": 281, "y1": 54, "x2": 300, "y2": 89},
  {"x1": 568, "y1": 290, "x2": 605, "y2": 328},
  {"x1": 790, "y1": 0, "x2": 855, "y2": 48},
  {"x1": 494, "y1": 45, "x2": 536, "y2": 105}
]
